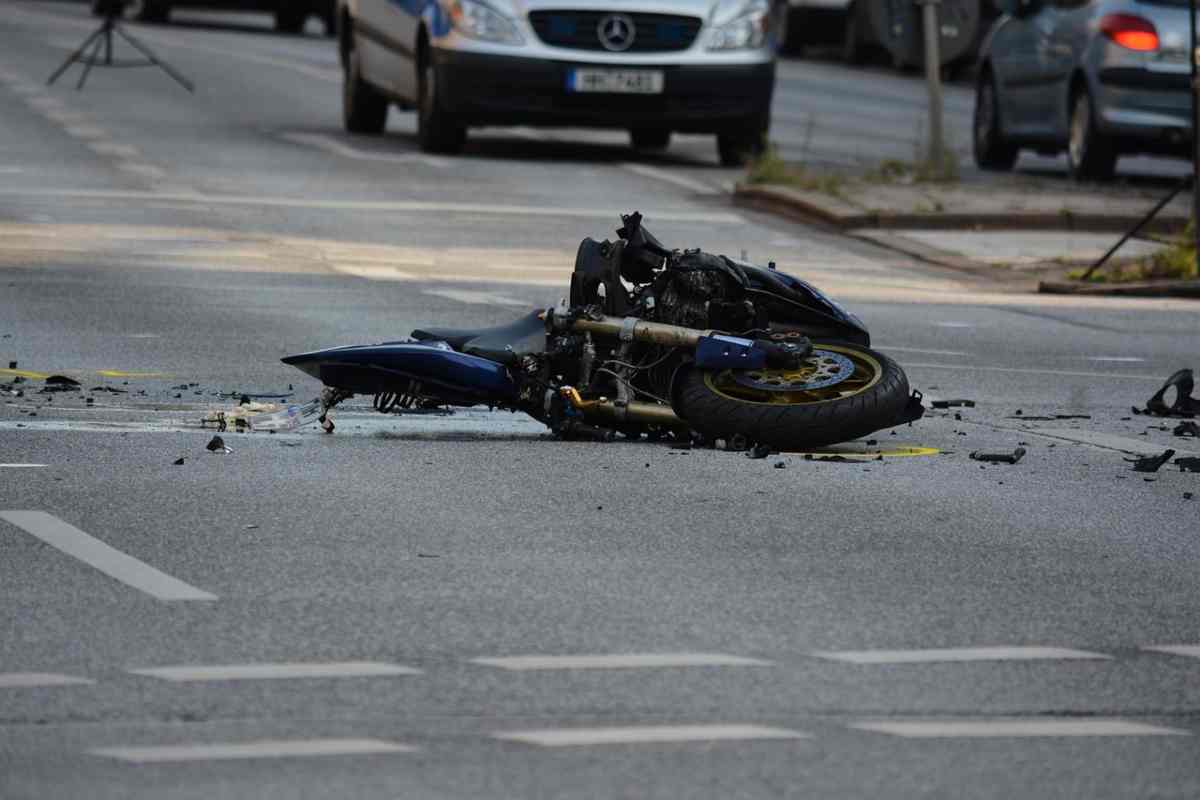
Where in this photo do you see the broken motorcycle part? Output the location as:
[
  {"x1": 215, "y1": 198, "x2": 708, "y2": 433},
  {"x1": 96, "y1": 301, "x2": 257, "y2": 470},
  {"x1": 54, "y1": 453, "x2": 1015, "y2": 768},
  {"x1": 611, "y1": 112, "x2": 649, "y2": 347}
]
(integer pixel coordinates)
[
  {"x1": 969, "y1": 448, "x2": 1026, "y2": 465},
  {"x1": 1125, "y1": 449, "x2": 1175, "y2": 473},
  {"x1": 932, "y1": 399, "x2": 975, "y2": 409},
  {"x1": 1174, "y1": 421, "x2": 1200, "y2": 438},
  {"x1": 1176, "y1": 457, "x2": 1200, "y2": 473},
  {"x1": 1140, "y1": 369, "x2": 1200, "y2": 417}
]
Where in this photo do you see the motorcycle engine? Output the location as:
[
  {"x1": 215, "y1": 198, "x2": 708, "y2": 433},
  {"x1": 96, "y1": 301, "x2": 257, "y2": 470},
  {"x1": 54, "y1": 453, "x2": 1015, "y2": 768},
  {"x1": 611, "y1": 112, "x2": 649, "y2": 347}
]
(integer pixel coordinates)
[{"x1": 655, "y1": 250, "x2": 763, "y2": 333}]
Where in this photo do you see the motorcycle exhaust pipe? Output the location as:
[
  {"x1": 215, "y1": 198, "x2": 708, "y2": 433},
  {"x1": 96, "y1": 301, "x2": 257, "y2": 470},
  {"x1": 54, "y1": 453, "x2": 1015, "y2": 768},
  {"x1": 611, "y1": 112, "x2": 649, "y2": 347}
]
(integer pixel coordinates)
[
  {"x1": 559, "y1": 387, "x2": 685, "y2": 427},
  {"x1": 566, "y1": 315, "x2": 709, "y2": 348}
]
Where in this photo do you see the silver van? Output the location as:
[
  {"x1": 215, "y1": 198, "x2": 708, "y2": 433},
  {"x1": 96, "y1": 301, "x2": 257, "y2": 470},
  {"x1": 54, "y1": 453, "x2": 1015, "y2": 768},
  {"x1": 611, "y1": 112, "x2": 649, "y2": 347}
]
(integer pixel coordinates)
[{"x1": 337, "y1": 0, "x2": 783, "y2": 164}]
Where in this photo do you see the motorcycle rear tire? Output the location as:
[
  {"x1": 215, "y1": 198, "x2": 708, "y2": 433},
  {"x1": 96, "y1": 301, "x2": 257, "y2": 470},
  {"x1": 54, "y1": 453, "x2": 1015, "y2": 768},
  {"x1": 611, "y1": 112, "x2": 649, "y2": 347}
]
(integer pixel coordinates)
[{"x1": 672, "y1": 342, "x2": 912, "y2": 450}]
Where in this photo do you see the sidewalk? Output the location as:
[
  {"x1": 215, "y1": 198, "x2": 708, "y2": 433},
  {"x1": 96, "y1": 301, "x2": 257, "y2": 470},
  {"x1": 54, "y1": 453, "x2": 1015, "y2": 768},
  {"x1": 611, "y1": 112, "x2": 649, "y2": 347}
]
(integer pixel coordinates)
[{"x1": 734, "y1": 167, "x2": 1200, "y2": 298}]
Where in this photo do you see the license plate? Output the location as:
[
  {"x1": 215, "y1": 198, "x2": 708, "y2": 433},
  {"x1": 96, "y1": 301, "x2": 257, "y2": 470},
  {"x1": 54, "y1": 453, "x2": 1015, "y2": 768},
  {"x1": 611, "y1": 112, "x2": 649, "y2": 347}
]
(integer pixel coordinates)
[{"x1": 567, "y1": 68, "x2": 664, "y2": 94}]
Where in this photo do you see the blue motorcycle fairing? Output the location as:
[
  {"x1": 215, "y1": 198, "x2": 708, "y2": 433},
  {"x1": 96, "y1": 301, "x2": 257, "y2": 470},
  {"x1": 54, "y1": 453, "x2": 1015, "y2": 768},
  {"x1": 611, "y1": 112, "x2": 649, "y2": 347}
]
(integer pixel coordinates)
[
  {"x1": 730, "y1": 259, "x2": 871, "y2": 344},
  {"x1": 281, "y1": 341, "x2": 517, "y2": 400}
]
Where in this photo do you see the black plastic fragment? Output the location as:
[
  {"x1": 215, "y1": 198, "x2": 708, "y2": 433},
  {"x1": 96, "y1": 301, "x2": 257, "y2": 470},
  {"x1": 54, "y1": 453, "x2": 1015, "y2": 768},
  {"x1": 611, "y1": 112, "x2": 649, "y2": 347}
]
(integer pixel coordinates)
[
  {"x1": 205, "y1": 435, "x2": 229, "y2": 453},
  {"x1": 746, "y1": 443, "x2": 771, "y2": 459},
  {"x1": 172, "y1": 457, "x2": 185, "y2": 466},
  {"x1": 1125, "y1": 449, "x2": 1175, "y2": 473},
  {"x1": 773, "y1": 461, "x2": 786, "y2": 469},
  {"x1": 969, "y1": 447, "x2": 1026, "y2": 465},
  {"x1": 1174, "y1": 421, "x2": 1200, "y2": 438},
  {"x1": 1140, "y1": 369, "x2": 1200, "y2": 418},
  {"x1": 932, "y1": 399, "x2": 975, "y2": 409},
  {"x1": 1176, "y1": 457, "x2": 1200, "y2": 473}
]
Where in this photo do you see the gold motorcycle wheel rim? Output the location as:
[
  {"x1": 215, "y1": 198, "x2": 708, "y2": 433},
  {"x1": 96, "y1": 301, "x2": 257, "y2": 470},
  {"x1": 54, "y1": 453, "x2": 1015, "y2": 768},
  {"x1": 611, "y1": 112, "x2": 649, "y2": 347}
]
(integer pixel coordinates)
[{"x1": 703, "y1": 344, "x2": 883, "y2": 406}]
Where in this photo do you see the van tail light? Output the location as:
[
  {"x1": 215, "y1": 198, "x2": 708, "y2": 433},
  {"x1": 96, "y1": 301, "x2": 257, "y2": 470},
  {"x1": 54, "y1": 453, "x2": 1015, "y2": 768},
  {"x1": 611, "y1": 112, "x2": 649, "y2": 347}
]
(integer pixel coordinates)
[{"x1": 1099, "y1": 13, "x2": 1159, "y2": 52}]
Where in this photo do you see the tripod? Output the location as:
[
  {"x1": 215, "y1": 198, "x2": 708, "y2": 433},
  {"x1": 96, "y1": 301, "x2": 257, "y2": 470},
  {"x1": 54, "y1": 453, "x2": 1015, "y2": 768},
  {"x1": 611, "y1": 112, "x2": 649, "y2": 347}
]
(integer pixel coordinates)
[{"x1": 47, "y1": 10, "x2": 194, "y2": 92}]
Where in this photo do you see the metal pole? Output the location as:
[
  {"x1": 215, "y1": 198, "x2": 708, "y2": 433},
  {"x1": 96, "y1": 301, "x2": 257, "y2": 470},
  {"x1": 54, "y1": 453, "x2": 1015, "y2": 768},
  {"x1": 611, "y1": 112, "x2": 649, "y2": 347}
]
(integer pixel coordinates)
[
  {"x1": 1191, "y1": 0, "x2": 1199, "y2": 274},
  {"x1": 919, "y1": 0, "x2": 944, "y2": 171}
]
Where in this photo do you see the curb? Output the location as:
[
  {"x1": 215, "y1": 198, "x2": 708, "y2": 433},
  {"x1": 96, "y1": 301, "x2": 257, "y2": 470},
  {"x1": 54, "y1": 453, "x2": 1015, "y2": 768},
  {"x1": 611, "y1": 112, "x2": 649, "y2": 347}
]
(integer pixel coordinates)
[
  {"x1": 733, "y1": 183, "x2": 1190, "y2": 234},
  {"x1": 1037, "y1": 279, "x2": 1200, "y2": 298}
]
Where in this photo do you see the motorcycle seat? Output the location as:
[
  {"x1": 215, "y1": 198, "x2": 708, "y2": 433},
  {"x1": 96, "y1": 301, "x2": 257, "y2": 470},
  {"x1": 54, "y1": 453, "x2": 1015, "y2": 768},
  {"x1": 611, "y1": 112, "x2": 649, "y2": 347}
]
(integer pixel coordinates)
[{"x1": 411, "y1": 309, "x2": 546, "y2": 366}]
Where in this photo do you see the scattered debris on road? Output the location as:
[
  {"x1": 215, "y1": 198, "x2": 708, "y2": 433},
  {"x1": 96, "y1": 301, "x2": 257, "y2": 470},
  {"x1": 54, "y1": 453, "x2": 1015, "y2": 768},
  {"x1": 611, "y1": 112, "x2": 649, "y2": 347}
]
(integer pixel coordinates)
[
  {"x1": 172, "y1": 457, "x2": 185, "y2": 466},
  {"x1": 1135, "y1": 369, "x2": 1200, "y2": 417},
  {"x1": 970, "y1": 447, "x2": 1026, "y2": 465},
  {"x1": 1125, "y1": 449, "x2": 1175, "y2": 473},
  {"x1": 932, "y1": 399, "x2": 975, "y2": 409},
  {"x1": 746, "y1": 443, "x2": 771, "y2": 459},
  {"x1": 1176, "y1": 457, "x2": 1200, "y2": 473},
  {"x1": 1174, "y1": 421, "x2": 1200, "y2": 438},
  {"x1": 41, "y1": 375, "x2": 80, "y2": 392},
  {"x1": 206, "y1": 435, "x2": 231, "y2": 454}
]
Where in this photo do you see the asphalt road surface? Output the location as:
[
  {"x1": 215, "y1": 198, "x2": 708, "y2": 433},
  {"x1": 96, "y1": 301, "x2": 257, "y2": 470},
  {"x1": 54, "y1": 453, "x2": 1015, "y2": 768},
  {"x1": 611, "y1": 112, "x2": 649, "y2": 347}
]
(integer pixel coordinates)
[{"x1": 2, "y1": 3, "x2": 1200, "y2": 798}]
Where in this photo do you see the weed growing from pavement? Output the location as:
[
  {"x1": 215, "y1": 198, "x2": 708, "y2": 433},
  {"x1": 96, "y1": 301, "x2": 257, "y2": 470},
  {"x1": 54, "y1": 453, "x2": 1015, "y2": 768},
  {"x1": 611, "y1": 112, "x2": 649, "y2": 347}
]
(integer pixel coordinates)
[
  {"x1": 746, "y1": 148, "x2": 959, "y2": 201},
  {"x1": 745, "y1": 146, "x2": 848, "y2": 198},
  {"x1": 1069, "y1": 222, "x2": 1200, "y2": 283}
]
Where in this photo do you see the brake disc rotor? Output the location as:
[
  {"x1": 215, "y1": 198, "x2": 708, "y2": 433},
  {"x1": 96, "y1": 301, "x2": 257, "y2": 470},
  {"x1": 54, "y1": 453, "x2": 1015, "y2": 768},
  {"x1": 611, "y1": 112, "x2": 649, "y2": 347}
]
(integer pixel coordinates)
[{"x1": 731, "y1": 349, "x2": 856, "y2": 392}]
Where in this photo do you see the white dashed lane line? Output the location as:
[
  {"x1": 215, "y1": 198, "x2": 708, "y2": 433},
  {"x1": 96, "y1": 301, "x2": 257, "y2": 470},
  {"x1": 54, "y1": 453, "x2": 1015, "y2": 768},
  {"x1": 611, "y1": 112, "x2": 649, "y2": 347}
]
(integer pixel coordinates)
[
  {"x1": 89, "y1": 739, "x2": 417, "y2": 763},
  {"x1": 0, "y1": 673, "x2": 94, "y2": 688},
  {"x1": 1143, "y1": 645, "x2": 1200, "y2": 659},
  {"x1": 811, "y1": 647, "x2": 1112, "y2": 664},
  {"x1": 473, "y1": 653, "x2": 773, "y2": 671},
  {"x1": 851, "y1": 719, "x2": 1190, "y2": 738},
  {"x1": 280, "y1": 131, "x2": 450, "y2": 169},
  {"x1": 0, "y1": 464, "x2": 47, "y2": 468},
  {"x1": 129, "y1": 662, "x2": 422, "y2": 681},
  {"x1": 493, "y1": 724, "x2": 810, "y2": 747},
  {"x1": 0, "y1": 510, "x2": 217, "y2": 601}
]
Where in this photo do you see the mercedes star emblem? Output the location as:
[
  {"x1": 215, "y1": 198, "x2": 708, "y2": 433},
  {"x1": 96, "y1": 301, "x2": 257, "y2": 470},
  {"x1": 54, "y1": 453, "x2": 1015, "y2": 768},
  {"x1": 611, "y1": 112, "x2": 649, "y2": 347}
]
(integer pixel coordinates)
[{"x1": 597, "y1": 13, "x2": 636, "y2": 52}]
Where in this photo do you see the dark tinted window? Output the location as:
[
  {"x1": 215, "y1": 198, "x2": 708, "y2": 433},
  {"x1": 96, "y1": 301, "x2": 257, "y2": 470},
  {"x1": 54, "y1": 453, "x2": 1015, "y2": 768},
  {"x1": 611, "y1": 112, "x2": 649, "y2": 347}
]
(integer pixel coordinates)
[{"x1": 1137, "y1": 0, "x2": 1190, "y2": 7}]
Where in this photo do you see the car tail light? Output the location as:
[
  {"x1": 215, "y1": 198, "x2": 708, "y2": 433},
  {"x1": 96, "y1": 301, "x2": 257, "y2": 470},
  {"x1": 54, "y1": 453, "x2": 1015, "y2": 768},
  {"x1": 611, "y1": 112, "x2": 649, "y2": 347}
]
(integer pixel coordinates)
[{"x1": 1099, "y1": 14, "x2": 1159, "y2": 52}]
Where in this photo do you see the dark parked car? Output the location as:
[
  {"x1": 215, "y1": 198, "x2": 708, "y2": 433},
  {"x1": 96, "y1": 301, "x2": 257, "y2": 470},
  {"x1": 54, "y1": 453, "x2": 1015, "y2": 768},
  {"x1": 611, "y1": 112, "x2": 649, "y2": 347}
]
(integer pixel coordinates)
[
  {"x1": 975, "y1": 0, "x2": 1193, "y2": 179},
  {"x1": 92, "y1": 0, "x2": 336, "y2": 35}
]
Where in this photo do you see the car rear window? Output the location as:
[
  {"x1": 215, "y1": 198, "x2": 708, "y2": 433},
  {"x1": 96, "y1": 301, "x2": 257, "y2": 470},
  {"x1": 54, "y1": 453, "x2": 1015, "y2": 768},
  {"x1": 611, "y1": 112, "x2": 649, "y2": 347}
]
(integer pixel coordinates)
[{"x1": 1136, "y1": 0, "x2": 1190, "y2": 7}]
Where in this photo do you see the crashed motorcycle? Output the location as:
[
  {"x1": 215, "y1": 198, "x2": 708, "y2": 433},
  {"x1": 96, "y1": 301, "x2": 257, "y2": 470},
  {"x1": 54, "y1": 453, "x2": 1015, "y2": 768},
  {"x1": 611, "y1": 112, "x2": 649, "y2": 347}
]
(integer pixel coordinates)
[{"x1": 282, "y1": 213, "x2": 923, "y2": 450}]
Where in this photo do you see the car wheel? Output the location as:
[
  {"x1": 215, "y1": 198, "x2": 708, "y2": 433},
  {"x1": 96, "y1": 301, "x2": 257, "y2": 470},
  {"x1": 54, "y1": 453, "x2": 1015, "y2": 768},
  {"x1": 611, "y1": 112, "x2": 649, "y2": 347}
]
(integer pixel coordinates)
[
  {"x1": 630, "y1": 128, "x2": 671, "y2": 151},
  {"x1": 276, "y1": 6, "x2": 307, "y2": 34},
  {"x1": 343, "y1": 35, "x2": 388, "y2": 134},
  {"x1": 417, "y1": 58, "x2": 466, "y2": 155},
  {"x1": 973, "y1": 70, "x2": 1017, "y2": 171},
  {"x1": 716, "y1": 115, "x2": 768, "y2": 167},
  {"x1": 1067, "y1": 87, "x2": 1116, "y2": 181}
]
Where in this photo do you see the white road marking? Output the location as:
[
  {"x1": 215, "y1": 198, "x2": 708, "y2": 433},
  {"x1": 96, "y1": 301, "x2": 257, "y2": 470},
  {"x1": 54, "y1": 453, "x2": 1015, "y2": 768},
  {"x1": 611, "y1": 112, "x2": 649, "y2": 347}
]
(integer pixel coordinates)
[
  {"x1": 117, "y1": 162, "x2": 166, "y2": 180},
  {"x1": 874, "y1": 346, "x2": 970, "y2": 357},
  {"x1": 88, "y1": 142, "x2": 140, "y2": 159},
  {"x1": 1144, "y1": 645, "x2": 1200, "y2": 659},
  {"x1": 0, "y1": 673, "x2": 94, "y2": 688},
  {"x1": 473, "y1": 653, "x2": 772, "y2": 671},
  {"x1": 620, "y1": 163, "x2": 719, "y2": 195},
  {"x1": 811, "y1": 647, "x2": 1111, "y2": 664},
  {"x1": 1027, "y1": 429, "x2": 1198, "y2": 458},
  {"x1": 934, "y1": 322, "x2": 975, "y2": 328},
  {"x1": 89, "y1": 738, "x2": 416, "y2": 763},
  {"x1": 3, "y1": 189, "x2": 745, "y2": 223},
  {"x1": 0, "y1": 167, "x2": 23, "y2": 174},
  {"x1": 25, "y1": 96, "x2": 64, "y2": 110},
  {"x1": 422, "y1": 289, "x2": 531, "y2": 307},
  {"x1": 0, "y1": 511, "x2": 217, "y2": 601},
  {"x1": 129, "y1": 661, "x2": 421, "y2": 681},
  {"x1": 281, "y1": 132, "x2": 449, "y2": 168},
  {"x1": 1087, "y1": 356, "x2": 1146, "y2": 363},
  {"x1": 0, "y1": 464, "x2": 47, "y2": 468},
  {"x1": 904, "y1": 362, "x2": 1165, "y2": 382},
  {"x1": 63, "y1": 125, "x2": 108, "y2": 140},
  {"x1": 493, "y1": 724, "x2": 809, "y2": 747},
  {"x1": 851, "y1": 719, "x2": 1189, "y2": 738}
]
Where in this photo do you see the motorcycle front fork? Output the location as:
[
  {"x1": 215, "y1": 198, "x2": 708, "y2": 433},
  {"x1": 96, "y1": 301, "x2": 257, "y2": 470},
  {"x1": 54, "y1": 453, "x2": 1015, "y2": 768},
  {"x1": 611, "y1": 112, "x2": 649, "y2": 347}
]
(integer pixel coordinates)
[{"x1": 318, "y1": 387, "x2": 353, "y2": 433}]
